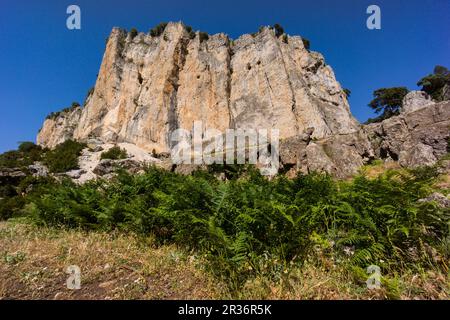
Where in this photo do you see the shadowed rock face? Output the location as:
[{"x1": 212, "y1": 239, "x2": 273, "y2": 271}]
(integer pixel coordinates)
[
  {"x1": 37, "y1": 22, "x2": 358, "y2": 152},
  {"x1": 278, "y1": 101, "x2": 449, "y2": 178},
  {"x1": 365, "y1": 101, "x2": 450, "y2": 168},
  {"x1": 36, "y1": 23, "x2": 449, "y2": 178}
]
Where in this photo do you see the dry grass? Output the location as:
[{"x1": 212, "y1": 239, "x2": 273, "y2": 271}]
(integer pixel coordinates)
[
  {"x1": 0, "y1": 220, "x2": 224, "y2": 300},
  {"x1": 0, "y1": 220, "x2": 448, "y2": 300},
  {"x1": 359, "y1": 161, "x2": 402, "y2": 179}
]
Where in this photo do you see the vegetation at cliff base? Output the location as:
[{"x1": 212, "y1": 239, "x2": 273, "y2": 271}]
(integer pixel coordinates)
[
  {"x1": 42, "y1": 140, "x2": 86, "y2": 173},
  {"x1": 100, "y1": 146, "x2": 128, "y2": 160},
  {"x1": 1, "y1": 155, "x2": 448, "y2": 296},
  {"x1": 0, "y1": 141, "x2": 44, "y2": 169}
]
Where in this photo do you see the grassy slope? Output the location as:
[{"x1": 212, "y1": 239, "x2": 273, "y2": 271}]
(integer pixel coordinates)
[{"x1": 1, "y1": 219, "x2": 448, "y2": 300}]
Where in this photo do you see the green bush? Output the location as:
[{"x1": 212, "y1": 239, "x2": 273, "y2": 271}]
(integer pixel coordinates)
[
  {"x1": 273, "y1": 24, "x2": 284, "y2": 37},
  {"x1": 0, "y1": 196, "x2": 25, "y2": 220},
  {"x1": 417, "y1": 65, "x2": 450, "y2": 101},
  {"x1": 0, "y1": 142, "x2": 44, "y2": 169},
  {"x1": 129, "y1": 28, "x2": 138, "y2": 39},
  {"x1": 150, "y1": 22, "x2": 168, "y2": 37},
  {"x1": 43, "y1": 140, "x2": 86, "y2": 173},
  {"x1": 46, "y1": 102, "x2": 80, "y2": 120},
  {"x1": 343, "y1": 88, "x2": 351, "y2": 98},
  {"x1": 199, "y1": 32, "x2": 209, "y2": 43},
  {"x1": 302, "y1": 37, "x2": 310, "y2": 50},
  {"x1": 100, "y1": 146, "x2": 128, "y2": 160}
]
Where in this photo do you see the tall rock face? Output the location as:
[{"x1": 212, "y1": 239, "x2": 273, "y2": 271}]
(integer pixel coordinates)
[
  {"x1": 36, "y1": 22, "x2": 449, "y2": 177},
  {"x1": 37, "y1": 22, "x2": 358, "y2": 152},
  {"x1": 37, "y1": 106, "x2": 82, "y2": 148}
]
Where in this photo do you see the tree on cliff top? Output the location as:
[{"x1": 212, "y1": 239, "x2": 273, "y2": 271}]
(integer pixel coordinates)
[
  {"x1": 417, "y1": 65, "x2": 450, "y2": 102},
  {"x1": 367, "y1": 87, "x2": 409, "y2": 123}
]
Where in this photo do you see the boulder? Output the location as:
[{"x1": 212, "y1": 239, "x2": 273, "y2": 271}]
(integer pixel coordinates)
[
  {"x1": 93, "y1": 159, "x2": 143, "y2": 176},
  {"x1": 28, "y1": 162, "x2": 49, "y2": 177},
  {"x1": 401, "y1": 91, "x2": 433, "y2": 114},
  {"x1": 0, "y1": 168, "x2": 26, "y2": 184},
  {"x1": 418, "y1": 192, "x2": 450, "y2": 208}
]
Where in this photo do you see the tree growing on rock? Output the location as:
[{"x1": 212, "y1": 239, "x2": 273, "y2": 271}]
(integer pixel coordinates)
[
  {"x1": 417, "y1": 65, "x2": 450, "y2": 102},
  {"x1": 367, "y1": 87, "x2": 409, "y2": 122}
]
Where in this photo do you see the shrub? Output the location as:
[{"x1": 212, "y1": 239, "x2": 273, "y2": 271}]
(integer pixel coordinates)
[
  {"x1": 184, "y1": 25, "x2": 196, "y2": 39},
  {"x1": 199, "y1": 32, "x2": 209, "y2": 43},
  {"x1": 100, "y1": 146, "x2": 128, "y2": 160},
  {"x1": 343, "y1": 88, "x2": 351, "y2": 98},
  {"x1": 273, "y1": 23, "x2": 284, "y2": 37},
  {"x1": 0, "y1": 196, "x2": 25, "y2": 220},
  {"x1": 302, "y1": 37, "x2": 310, "y2": 50},
  {"x1": 43, "y1": 140, "x2": 86, "y2": 173},
  {"x1": 129, "y1": 28, "x2": 138, "y2": 39},
  {"x1": 45, "y1": 102, "x2": 80, "y2": 120},
  {"x1": 417, "y1": 65, "x2": 450, "y2": 101},
  {"x1": 0, "y1": 142, "x2": 43, "y2": 168},
  {"x1": 149, "y1": 22, "x2": 168, "y2": 37}
]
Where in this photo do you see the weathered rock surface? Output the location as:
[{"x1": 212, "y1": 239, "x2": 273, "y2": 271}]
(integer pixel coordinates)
[
  {"x1": 35, "y1": 23, "x2": 449, "y2": 178},
  {"x1": 280, "y1": 128, "x2": 374, "y2": 178},
  {"x1": 365, "y1": 101, "x2": 450, "y2": 168},
  {"x1": 0, "y1": 168, "x2": 26, "y2": 184},
  {"x1": 418, "y1": 192, "x2": 450, "y2": 208},
  {"x1": 93, "y1": 159, "x2": 143, "y2": 176},
  {"x1": 37, "y1": 106, "x2": 82, "y2": 149},
  {"x1": 28, "y1": 162, "x2": 49, "y2": 177},
  {"x1": 401, "y1": 91, "x2": 433, "y2": 114},
  {"x1": 37, "y1": 23, "x2": 358, "y2": 153}
]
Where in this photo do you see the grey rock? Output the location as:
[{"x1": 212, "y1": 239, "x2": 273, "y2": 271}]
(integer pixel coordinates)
[
  {"x1": 366, "y1": 101, "x2": 450, "y2": 168},
  {"x1": 418, "y1": 192, "x2": 450, "y2": 208},
  {"x1": 65, "y1": 169, "x2": 87, "y2": 179},
  {"x1": 399, "y1": 143, "x2": 437, "y2": 168},
  {"x1": 401, "y1": 91, "x2": 433, "y2": 114},
  {"x1": 0, "y1": 168, "x2": 26, "y2": 183},
  {"x1": 93, "y1": 159, "x2": 142, "y2": 176},
  {"x1": 28, "y1": 162, "x2": 49, "y2": 177}
]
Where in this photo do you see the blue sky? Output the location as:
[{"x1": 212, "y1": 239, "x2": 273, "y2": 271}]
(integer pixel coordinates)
[{"x1": 0, "y1": 0, "x2": 449, "y2": 152}]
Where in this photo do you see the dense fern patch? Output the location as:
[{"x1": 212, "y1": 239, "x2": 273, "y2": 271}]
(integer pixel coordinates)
[{"x1": 0, "y1": 164, "x2": 446, "y2": 292}]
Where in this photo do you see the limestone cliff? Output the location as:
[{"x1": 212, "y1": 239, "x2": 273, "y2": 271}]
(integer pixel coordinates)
[
  {"x1": 37, "y1": 22, "x2": 358, "y2": 152},
  {"x1": 36, "y1": 22, "x2": 449, "y2": 178}
]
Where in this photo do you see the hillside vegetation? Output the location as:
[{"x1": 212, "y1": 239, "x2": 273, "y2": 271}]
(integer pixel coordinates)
[{"x1": 1, "y1": 142, "x2": 449, "y2": 298}]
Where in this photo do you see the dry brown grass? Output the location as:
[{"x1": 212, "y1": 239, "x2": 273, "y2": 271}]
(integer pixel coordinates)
[
  {"x1": 0, "y1": 220, "x2": 224, "y2": 300},
  {"x1": 359, "y1": 161, "x2": 402, "y2": 179},
  {"x1": 0, "y1": 220, "x2": 448, "y2": 300}
]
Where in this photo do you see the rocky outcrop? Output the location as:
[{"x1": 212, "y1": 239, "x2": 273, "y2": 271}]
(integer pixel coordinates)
[
  {"x1": 280, "y1": 128, "x2": 374, "y2": 178},
  {"x1": 35, "y1": 23, "x2": 449, "y2": 178},
  {"x1": 419, "y1": 192, "x2": 450, "y2": 208},
  {"x1": 28, "y1": 162, "x2": 49, "y2": 177},
  {"x1": 365, "y1": 101, "x2": 450, "y2": 168},
  {"x1": 401, "y1": 91, "x2": 433, "y2": 114},
  {"x1": 37, "y1": 22, "x2": 358, "y2": 154},
  {"x1": 37, "y1": 106, "x2": 82, "y2": 149},
  {"x1": 0, "y1": 168, "x2": 26, "y2": 184},
  {"x1": 93, "y1": 159, "x2": 143, "y2": 176}
]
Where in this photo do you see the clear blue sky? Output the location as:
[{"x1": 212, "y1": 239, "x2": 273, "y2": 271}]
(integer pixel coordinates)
[{"x1": 0, "y1": 0, "x2": 449, "y2": 152}]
